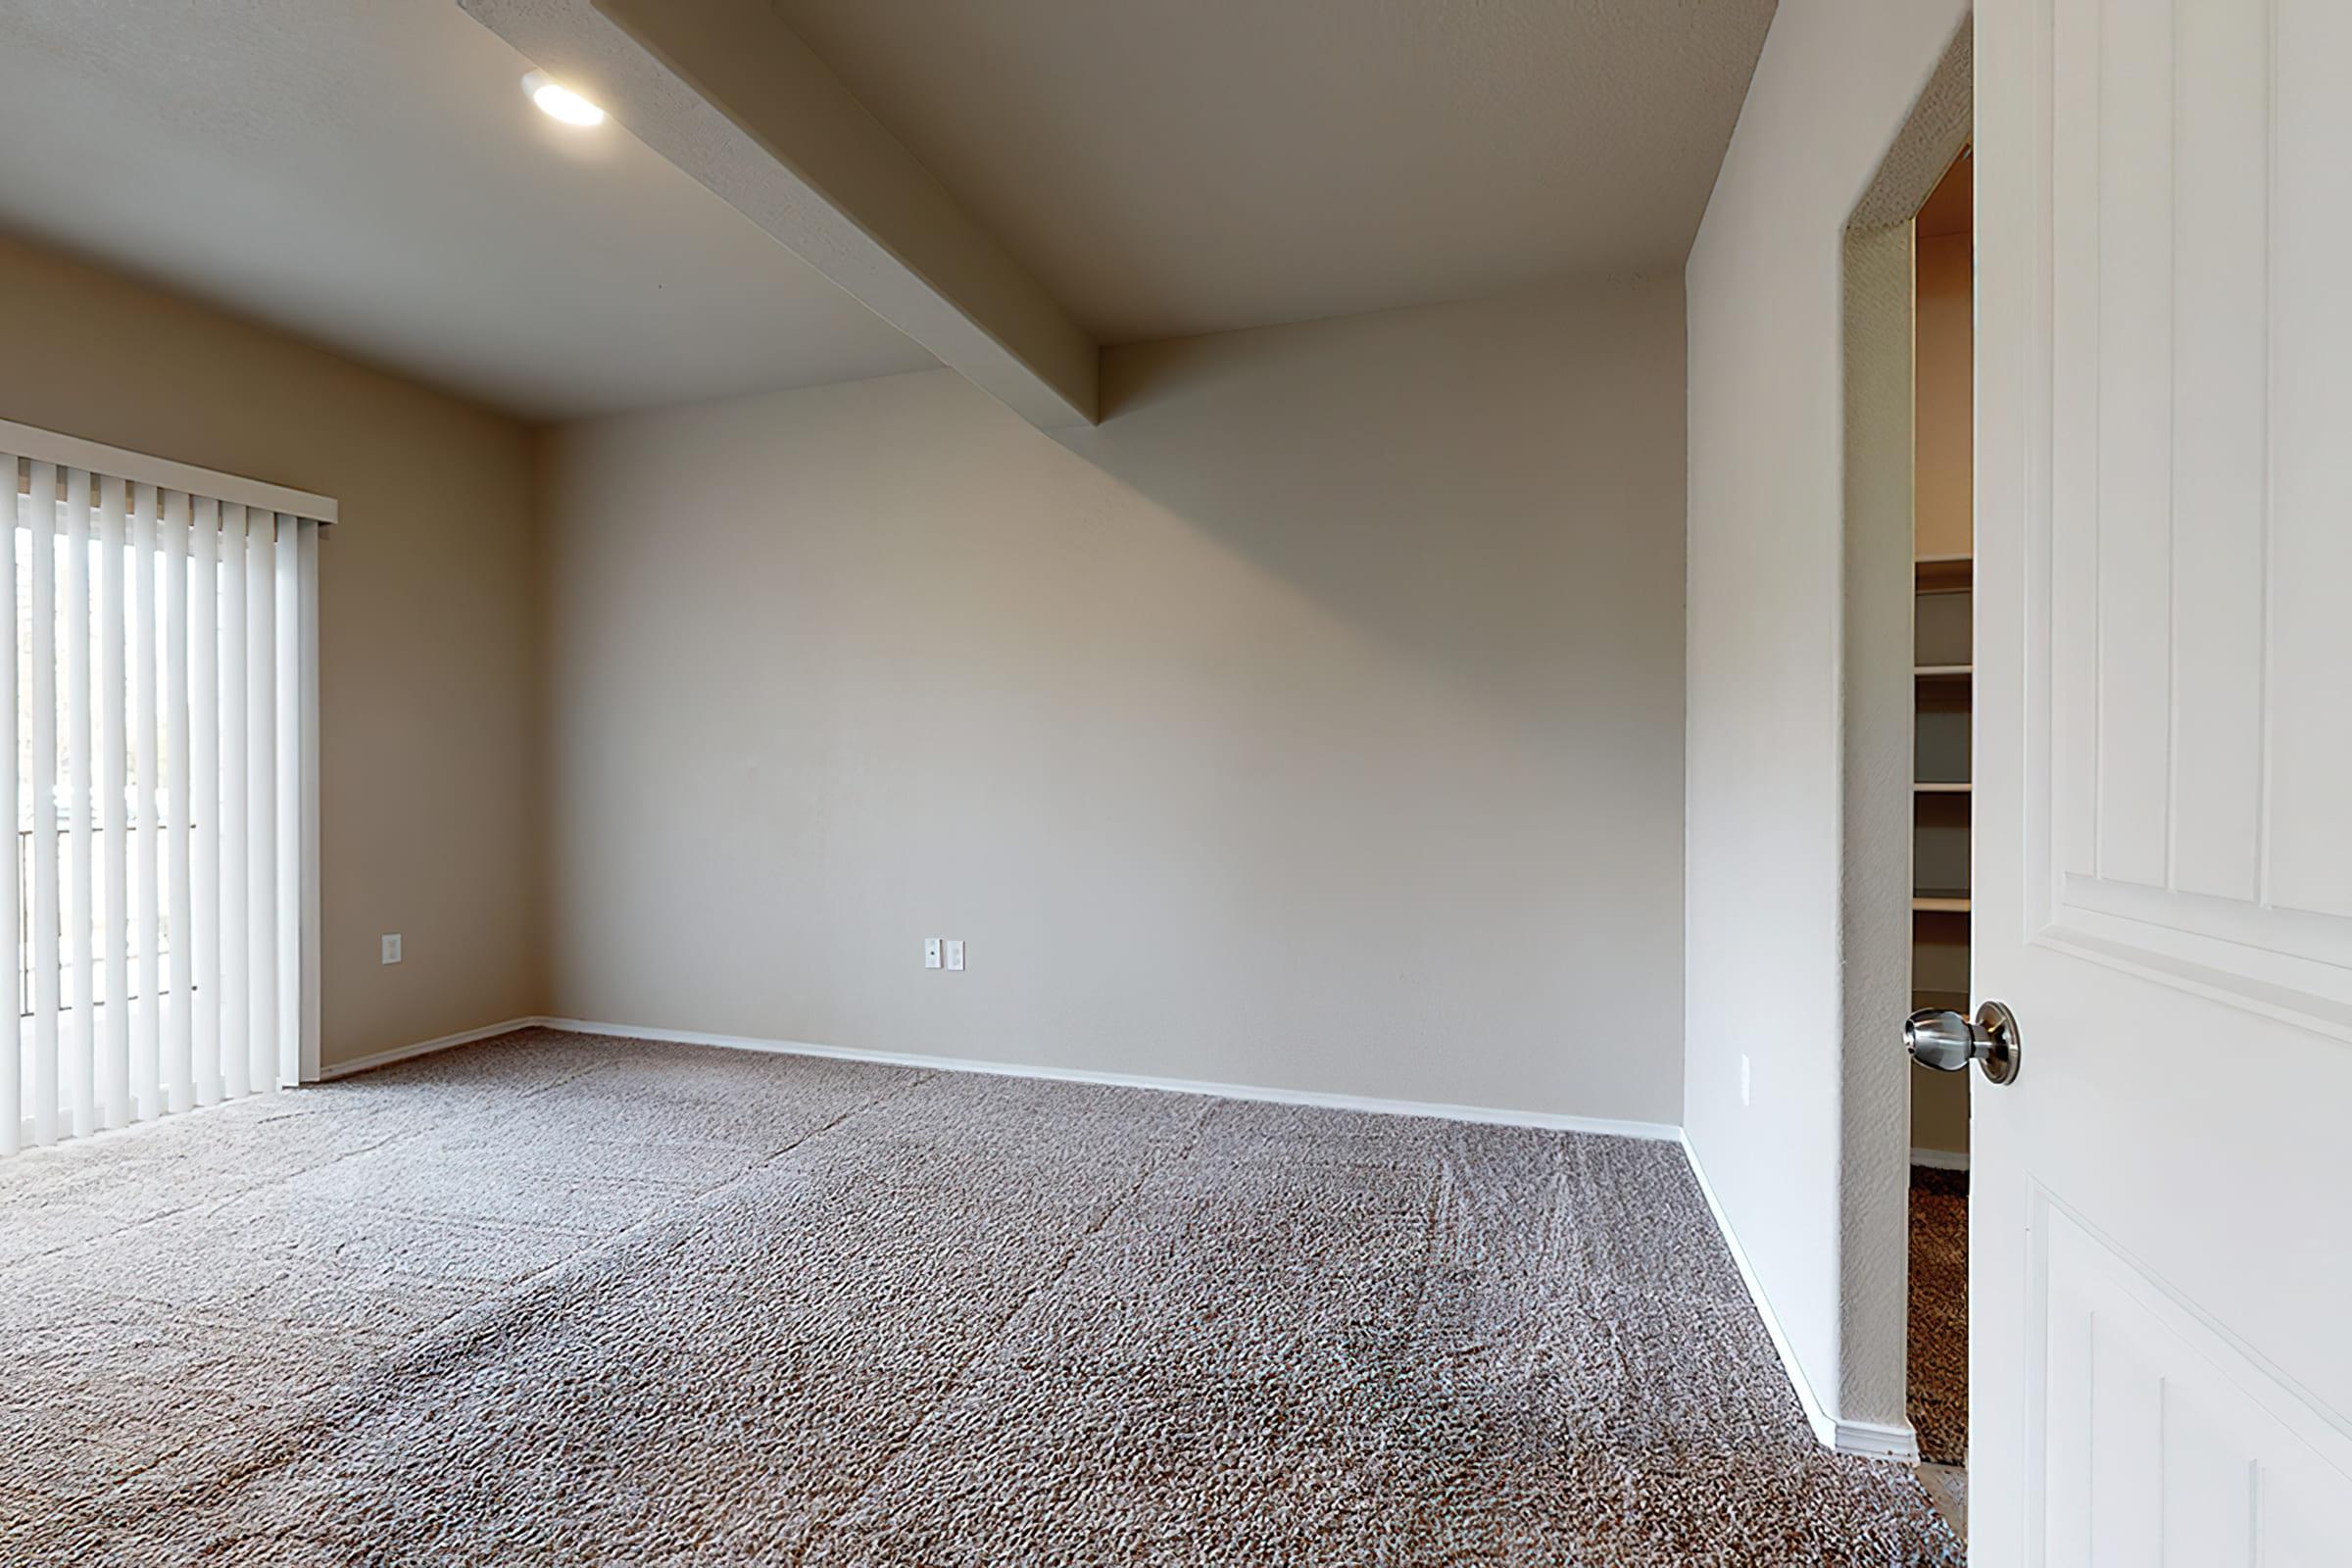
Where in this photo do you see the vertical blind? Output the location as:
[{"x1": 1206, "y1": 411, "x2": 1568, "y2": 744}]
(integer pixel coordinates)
[{"x1": 2, "y1": 423, "x2": 324, "y2": 1154}]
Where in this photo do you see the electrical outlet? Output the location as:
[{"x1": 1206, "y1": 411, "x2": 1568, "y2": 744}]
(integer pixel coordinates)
[
  {"x1": 924, "y1": 938, "x2": 942, "y2": 970},
  {"x1": 1740, "y1": 1054, "x2": 1751, "y2": 1107},
  {"x1": 381, "y1": 933, "x2": 403, "y2": 966},
  {"x1": 944, "y1": 939, "x2": 965, "y2": 972}
]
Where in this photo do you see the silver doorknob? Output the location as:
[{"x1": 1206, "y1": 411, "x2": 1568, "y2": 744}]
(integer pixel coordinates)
[{"x1": 1905, "y1": 1000, "x2": 2023, "y2": 1085}]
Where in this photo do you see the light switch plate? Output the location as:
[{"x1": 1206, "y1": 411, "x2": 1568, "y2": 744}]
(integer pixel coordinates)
[
  {"x1": 944, "y1": 939, "x2": 965, "y2": 972},
  {"x1": 381, "y1": 933, "x2": 403, "y2": 965},
  {"x1": 924, "y1": 938, "x2": 942, "y2": 969}
]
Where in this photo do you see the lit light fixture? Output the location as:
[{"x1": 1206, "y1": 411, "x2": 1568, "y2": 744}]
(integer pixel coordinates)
[{"x1": 521, "y1": 70, "x2": 605, "y2": 127}]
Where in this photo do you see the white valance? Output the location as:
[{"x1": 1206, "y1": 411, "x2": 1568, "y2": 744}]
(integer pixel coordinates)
[{"x1": 0, "y1": 416, "x2": 336, "y2": 525}]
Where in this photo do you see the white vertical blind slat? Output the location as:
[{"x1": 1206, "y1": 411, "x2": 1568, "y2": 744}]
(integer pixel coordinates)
[
  {"x1": 295, "y1": 521, "x2": 319, "y2": 1085},
  {"x1": 165, "y1": 495, "x2": 194, "y2": 1108},
  {"x1": 97, "y1": 476, "x2": 129, "y2": 1129},
  {"x1": 128, "y1": 484, "x2": 160, "y2": 1120},
  {"x1": 272, "y1": 518, "x2": 301, "y2": 1087},
  {"x1": 63, "y1": 467, "x2": 93, "y2": 1139},
  {"x1": 0, "y1": 448, "x2": 319, "y2": 1156},
  {"x1": 0, "y1": 456, "x2": 19, "y2": 1155},
  {"x1": 246, "y1": 513, "x2": 276, "y2": 1094},
  {"x1": 27, "y1": 463, "x2": 59, "y2": 1146},
  {"x1": 188, "y1": 499, "x2": 220, "y2": 1108},
  {"x1": 217, "y1": 507, "x2": 248, "y2": 1101}
]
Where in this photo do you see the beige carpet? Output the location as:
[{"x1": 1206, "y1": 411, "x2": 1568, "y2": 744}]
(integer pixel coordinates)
[
  {"x1": 1907, "y1": 1167, "x2": 1969, "y2": 1468},
  {"x1": 3, "y1": 1028, "x2": 1963, "y2": 1565}
]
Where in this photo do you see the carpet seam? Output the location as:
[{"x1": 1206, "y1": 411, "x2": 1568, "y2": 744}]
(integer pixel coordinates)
[
  {"x1": 0, "y1": 1102, "x2": 501, "y2": 1507},
  {"x1": 423, "y1": 1064, "x2": 937, "y2": 1318},
  {"x1": 8, "y1": 1038, "x2": 1967, "y2": 1565},
  {"x1": 67, "y1": 1061, "x2": 943, "y2": 1540},
  {"x1": 790, "y1": 1094, "x2": 1227, "y2": 1565},
  {"x1": 0, "y1": 1106, "x2": 425, "y2": 1280},
  {"x1": 3, "y1": 1026, "x2": 612, "y2": 1281}
]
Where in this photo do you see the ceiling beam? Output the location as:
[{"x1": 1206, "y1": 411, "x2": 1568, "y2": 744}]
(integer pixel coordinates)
[{"x1": 460, "y1": 0, "x2": 1098, "y2": 428}]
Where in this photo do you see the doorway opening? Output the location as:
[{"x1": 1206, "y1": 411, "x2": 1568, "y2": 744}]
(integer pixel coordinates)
[
  {"x1": 1832, "y1": 13, "x2": 1971, "y2": 1543},
  {"x1": 1906, "y1": 143, "x2": 1974, "y2": 1534}
]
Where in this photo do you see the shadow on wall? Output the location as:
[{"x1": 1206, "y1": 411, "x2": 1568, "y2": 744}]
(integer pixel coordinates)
[
  {"x1": 1041, "y1": 278, "x2": 1691, "y2": 988},
  {"x1": 1054, "y1": 280, "x2": 1686, "y2": 723},
  {"x1": 536, "y1": 275, "x2": 1690, "y2": 1120}
]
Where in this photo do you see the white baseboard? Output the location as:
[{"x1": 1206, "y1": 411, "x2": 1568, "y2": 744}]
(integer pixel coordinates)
[
  {"x1": 314, "y1": 1017, "x2": 544, "y2": 1082},
  {"x1": 1824, "y1": 1415, "x2": 1920, "y2": 1462},
  {"x1": 331, "y1": 1017, "x2": 1948, "y2": 1453},
  {"x1": 530, "y1": 1016, "x2": 1685, "y2": 1143},
  {"x1": 316, "y1": 1012, "x2": 1681, "y2": 1143},
  {"x1": 1909, "y1": 1146, "x2": 1970, "y2": 1171},
  {"x1": 1679, "y1": 1137, "x2": 1922, "y2": 1464}
]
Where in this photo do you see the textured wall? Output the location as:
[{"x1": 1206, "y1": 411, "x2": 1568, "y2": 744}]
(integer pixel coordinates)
[
  {"x1": 0, "y1": 233, "x2": 546, "y2": 1070},
  {"x1": 1684, "y1": 0, "x2": 1970, "y2": 1443},
  {"x1": 537, "y1": 280, "x2": 1689, "y2": 1123}
]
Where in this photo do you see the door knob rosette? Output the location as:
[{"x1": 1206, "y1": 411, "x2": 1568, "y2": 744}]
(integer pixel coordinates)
[{"x1": 1905, "y1": 1001, "x2": 2023, "y2": 1085}]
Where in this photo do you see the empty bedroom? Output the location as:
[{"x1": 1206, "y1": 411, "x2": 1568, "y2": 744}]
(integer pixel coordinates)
[{"x1": 5, "y1": 1, "x2": 2345, "y2": 1564}]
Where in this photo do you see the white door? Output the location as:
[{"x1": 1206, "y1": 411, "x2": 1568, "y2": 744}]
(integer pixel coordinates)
[{"x1": 1972, "y1": 0, "x2": 2352, "y2": 1560}]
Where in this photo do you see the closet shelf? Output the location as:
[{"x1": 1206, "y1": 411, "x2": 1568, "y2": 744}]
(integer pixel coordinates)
[
  {"x1": 1914, "y1": 781, "x2": 1972, "y2": 794},
  {"x1": 1912, "y1": 894, "x2": 1971, "y2": 914},
  {"x1": 1916, "y1": 555, "x2": 1974, "y2": 594}
]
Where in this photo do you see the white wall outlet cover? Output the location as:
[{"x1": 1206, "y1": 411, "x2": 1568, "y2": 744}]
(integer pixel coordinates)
[
  {"x1": 944, "y1": 939, "x2": 965, "y2": 971},
  {"x1": 381, "y1": 933, "x2": 403, "y2": 965},
  {"x1": 924, "y1": 938, "x2": 943, "y2": 969}
]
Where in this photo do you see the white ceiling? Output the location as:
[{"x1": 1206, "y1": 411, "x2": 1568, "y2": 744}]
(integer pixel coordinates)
[
  {"x1": 0, "y1": 1, "x2": 1779, "y2": 418},
  {"x1": 773, "y1": 0, "x2": 1780, "y2": 343},
  {"x1": 0, "y1": 0, "x2": 935, "y2": 421}
]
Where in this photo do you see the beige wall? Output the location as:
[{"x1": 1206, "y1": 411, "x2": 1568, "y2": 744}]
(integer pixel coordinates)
[
  {"x1": 1913, "y1": 231, "x2": 1974, "y2": 560},
  {"x1": 1685, "y1": 0, "x2": 1970, "y2": 1440},
  {"x1": 537, "y1": 279, "x2": 1689, "y2": 1123},
  {"x1": 0, "y1": 233, "x2": 545, "y2": 1070}
]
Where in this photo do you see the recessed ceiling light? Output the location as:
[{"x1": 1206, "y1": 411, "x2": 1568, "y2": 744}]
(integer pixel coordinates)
[{"x1": 521, "y1": 71, "x2": 605, "y2": 127}]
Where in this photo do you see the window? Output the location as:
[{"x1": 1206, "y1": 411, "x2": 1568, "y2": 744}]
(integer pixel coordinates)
[{"x1": 2, "y1": 423, "x2": 324, "y2": 1152}]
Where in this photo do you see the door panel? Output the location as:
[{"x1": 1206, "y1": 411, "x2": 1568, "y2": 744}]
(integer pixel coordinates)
[
  {"x1": 2042, "y1": 0, "x2": 2352, "y2": 1031},
  {"x1": 1976, "y1": 0, "x2": 2352, "y2": 1559},
  {"x1": 2036, "y1": 1197, "x2": 2352, "y2": 1566}
]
